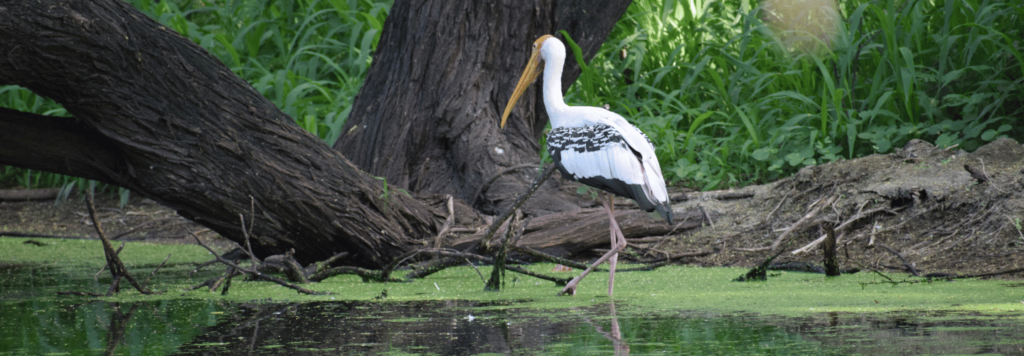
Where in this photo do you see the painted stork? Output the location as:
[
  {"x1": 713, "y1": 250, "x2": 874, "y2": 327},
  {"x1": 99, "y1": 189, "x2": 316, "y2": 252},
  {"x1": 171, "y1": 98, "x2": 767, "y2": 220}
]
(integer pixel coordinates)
[{"x1": 500, "y1": 34, "x2": 673, "y2": 296}]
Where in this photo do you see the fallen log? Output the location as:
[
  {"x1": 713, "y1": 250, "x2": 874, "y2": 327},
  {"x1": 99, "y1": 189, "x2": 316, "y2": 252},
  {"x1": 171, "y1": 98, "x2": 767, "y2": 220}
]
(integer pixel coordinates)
[
  {"x1": 453, "y1": 208, "x2": 709, "y2": 257},
  {"x1": 0, "y1": 188, "x2": 61, "y2": 201}
]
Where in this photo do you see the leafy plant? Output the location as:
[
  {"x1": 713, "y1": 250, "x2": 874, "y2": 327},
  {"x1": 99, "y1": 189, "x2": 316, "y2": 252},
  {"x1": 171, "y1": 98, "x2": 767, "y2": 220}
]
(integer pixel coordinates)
[{"x1": 563, "y1": 0, "x2": 1022, "y2": 190}]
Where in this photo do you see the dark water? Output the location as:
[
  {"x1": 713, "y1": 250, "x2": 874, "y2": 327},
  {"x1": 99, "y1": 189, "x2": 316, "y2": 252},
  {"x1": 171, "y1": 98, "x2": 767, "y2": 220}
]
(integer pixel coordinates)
[
  {"x1": 3, "y1": 298, "x2": 1023, "y2": 355},
  {"x1": 3, "y1": 264, "x2": 1023, "y2": 355}
]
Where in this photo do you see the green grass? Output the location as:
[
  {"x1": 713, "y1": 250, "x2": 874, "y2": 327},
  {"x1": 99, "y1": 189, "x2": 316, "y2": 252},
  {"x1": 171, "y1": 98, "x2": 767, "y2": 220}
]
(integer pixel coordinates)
[{"x1": 1, "y1": 0, "x2": 1021, "y2": 193}]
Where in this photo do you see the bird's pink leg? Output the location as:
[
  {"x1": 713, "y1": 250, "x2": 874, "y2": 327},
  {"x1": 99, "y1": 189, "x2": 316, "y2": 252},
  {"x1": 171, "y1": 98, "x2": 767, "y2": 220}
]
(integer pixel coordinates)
[
  {"x1": 559, "y1": 191, "x2": 626, "y2": 296},
  {"x1": 606, "y1": 192, "x2": 619, "y2": 296}
]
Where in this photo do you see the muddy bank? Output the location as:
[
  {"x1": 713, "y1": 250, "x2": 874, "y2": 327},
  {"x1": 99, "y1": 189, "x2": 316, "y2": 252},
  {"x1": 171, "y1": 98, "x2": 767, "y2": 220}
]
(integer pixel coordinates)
[
  {"x1": 3, "y1": 138, "x2": 1023, "y2": 278},
  {"x1": 665, "y1": 138, "x2": 1024, "y2": 277}
]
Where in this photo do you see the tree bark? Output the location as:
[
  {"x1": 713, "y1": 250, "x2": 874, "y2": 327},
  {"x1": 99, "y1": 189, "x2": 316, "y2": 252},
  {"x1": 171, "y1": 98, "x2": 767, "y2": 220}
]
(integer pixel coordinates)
[
  {"x1": 0, "y1": 0, "x2": 441, "y2": 268},
  {"x1": 335, "y1": 0, "x2": 632, "y2": 215}
]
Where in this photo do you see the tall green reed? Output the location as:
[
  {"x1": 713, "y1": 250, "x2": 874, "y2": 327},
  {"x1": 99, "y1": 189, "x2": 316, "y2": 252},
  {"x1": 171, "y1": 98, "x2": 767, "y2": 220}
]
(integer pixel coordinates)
[{"x1": 565, "y1": 0, "x2": 1022, "y2": 190}]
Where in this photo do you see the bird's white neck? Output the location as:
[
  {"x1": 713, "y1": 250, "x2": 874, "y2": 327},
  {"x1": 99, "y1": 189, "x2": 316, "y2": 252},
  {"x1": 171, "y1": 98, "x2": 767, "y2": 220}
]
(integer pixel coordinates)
[{"x1": 540, "y1": 38, "x2": 570, "y2": 127}]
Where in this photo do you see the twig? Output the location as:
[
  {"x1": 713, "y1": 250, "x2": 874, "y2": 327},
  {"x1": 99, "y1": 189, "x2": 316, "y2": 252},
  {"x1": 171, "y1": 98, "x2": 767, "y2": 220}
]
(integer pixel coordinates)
[
  {"x1": 634, "y1": 249, "x2": 717, "y2": 264},
  {"x1": 509, "y1": 245, "x2": 589, "y2": 270},
  {"x1": 0, "y1": 232, "x2": 91, "y2": 239},
  {"x1": 471, "y1": 164, "x2": 540, "y2": 205},
  {"x1": 477, "y1": 165, "x2": 556, "y2": 251},
  {"x1": 791, "y1": 206, "x2": 900, "y2": 254},
  {"x1": 143, "y1": 253, "x2": 172, "y2": 287},
  {"x1": 466, "y1": 258, "x2": 487, "y2": 284},
  {"x1": 110, "y1": 217, "x2": 183, "y2": 240},
  {"x1": 737, "y1": 195, "x2": 836, "y2": 251},
  {"x1": 764, "y1": 190, "x2": 792, "y2": 222},
  {"x1": 238, "y1": 213, "x2": 260, "y2": 264},
  {"x1": 94, "y1": 242, "x2": 125, "y2": 279},
  {"x1": 487, "y1": 211, "x2": 521, "y2": 290},
  {"x1": 86, "y1": 191, "x2": 158, "y2": 296},
  {"x1": 188, "y1": 231, "x2": 327, "y2": 295},
  {"x1": 395, "y1": 249, "x2": 573, "y2": 285},
  {"x1": 309, "y1": 265, "x2": 398, "y2": 283},
  {"x1": 433, "y1": 195, "x2": 454, "y2": 248},
  {"x1": 698, "y1": 205, "x2": 715, "y2": 230},
  {"x1": 57, "y1": 291, "x2": 104, "y2": 297},
  {"x1": 874, "y1": 243, "x2": 919, "y2": 277},
  {"x1": 948, "y1": 267, "x2": 1024, "y2": 279},
  {"x1": 626, "y1": 242, "x2": 671, "y2": 259}
]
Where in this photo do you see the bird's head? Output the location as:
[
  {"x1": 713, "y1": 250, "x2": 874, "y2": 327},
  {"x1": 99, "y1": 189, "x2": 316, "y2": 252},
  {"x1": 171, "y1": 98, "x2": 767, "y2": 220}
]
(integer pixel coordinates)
[{"x1": 500, "y1": 34, "x2": 555, "y2": 129}]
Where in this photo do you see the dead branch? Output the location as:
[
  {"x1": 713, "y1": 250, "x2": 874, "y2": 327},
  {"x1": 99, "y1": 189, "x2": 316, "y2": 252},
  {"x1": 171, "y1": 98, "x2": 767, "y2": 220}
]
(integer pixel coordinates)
[
  {"x1": 873, "y1": 243, "x2": 919, "y2": 277},
  {"x1": 94, "y1": 242, "x2": 125, "y2": 279},
  {"x1": 189, "y1": 231, "x2": 327, "y2": 295},
  {"x1": 433, "y1": 195, "x2": 455, "y2": 248},
  {"x1": 388, "y1": 248, "x2": 574, "y2": 285},
  {"x1": 85, "y1": 191, "x2": 159, "y2": 296},
  {"x1": 309, "y1": 265, "x2": 397, "y2": 283},
  {"x1": 699, "y1": 205, "x2": 715, "y2": 230},
  {"x1": 487, "y1": 211, "x2": 522, "y2": 290},
  {"x1": 509, "y1": 244, "x2": 589, "y2": 270},
  {"x1": 674, "y1": 189, "x2": 755, "y2": 202},
  {"x1": 110, "y1": 217, "x2": 183, "y2": 240},
  {"x1": 143, "y1": 253, "x2": 172, "y2": 287},
  {"x1": 0, "y1": 188, "x2": 61, "y2": 201},
  {"x1": 191, "y1": 248, "x2": 248, "y2": 273},
  {"x1": 949, "y1": 267, "x2": 1024, "y2": 279},
  {"x1": 635, "y1": 249, "x2": 718, "y2": 264},
  {"x1": 472, "y1": 164, "x2": 539, "y2": 205},
  {"x1": 238, "y1": 214, "x2": 259, "y2": 264},
  {"x1": 56, "y1": 290, "x2": 104, "y2": 297},
  {"x1": 478, "y1": 165, "x2": 556, "y2": 251},
  {"x1": 0, "y1": 231, "x2": 92, "y2": 239},
  {"x1": 791, "y1": 206, "x2": 901, "y2": 254},
  {"x1": 738, "y1": 195, "x2": 837, "y2": 252}
]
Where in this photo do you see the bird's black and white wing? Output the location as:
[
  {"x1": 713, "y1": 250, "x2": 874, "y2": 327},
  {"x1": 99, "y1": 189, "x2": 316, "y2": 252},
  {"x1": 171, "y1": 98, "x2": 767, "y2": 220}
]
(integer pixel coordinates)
[{"x1": 548, "y1": 124, "x2": 672, "y2": 223}]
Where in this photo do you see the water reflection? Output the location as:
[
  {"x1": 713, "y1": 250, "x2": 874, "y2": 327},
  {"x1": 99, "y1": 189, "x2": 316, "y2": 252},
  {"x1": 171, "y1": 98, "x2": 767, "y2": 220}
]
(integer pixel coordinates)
[
  {"x1": 580, "y1": 302, "x2": 629, "y2": 355},
  {"x1": 102, "y1": 303, "x2": 139, "y2": 356},
  {"x1": 2, "y1": 298, "x2": 1024, "y2": 355}
]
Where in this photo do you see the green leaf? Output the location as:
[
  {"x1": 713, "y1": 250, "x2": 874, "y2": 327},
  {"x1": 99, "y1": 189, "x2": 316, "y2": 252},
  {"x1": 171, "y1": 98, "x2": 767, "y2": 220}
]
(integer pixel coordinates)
[
  {"x1": 751, "y1": 147, "x2": 773, "y2": 161},
  {"x1": 935, "y1": 133, "x2": 957, "y2": 148},
  {"x1": 576, "y1": 185, "x2": 590, "y2": 195}
]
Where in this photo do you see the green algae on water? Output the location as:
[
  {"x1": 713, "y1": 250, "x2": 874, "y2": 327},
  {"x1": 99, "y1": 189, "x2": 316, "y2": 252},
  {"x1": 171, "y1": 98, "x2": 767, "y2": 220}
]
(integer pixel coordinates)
[{"x1": 2, "y1": 237, "x2": 1023, "y2": 318}]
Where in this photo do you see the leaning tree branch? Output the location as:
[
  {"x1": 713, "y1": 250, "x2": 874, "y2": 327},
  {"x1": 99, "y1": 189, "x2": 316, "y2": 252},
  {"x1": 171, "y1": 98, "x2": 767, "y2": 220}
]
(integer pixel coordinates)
[
  {"x1": 0, "y1": 0, "x2": 441, "y2": 268},
  {"x1": 0, "y1": 108, "x2": 125, "y2": 186}
]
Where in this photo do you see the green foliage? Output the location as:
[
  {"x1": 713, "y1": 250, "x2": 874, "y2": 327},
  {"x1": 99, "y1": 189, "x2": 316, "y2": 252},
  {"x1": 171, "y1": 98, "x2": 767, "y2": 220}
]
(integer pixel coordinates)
[
  {"x1": 3, "y1": 0, "x2": 1022, "y2": 196},
  {"x1": 1, "y1": 0, "x2": 390, "y2": 196},
  {"x1": 564, "y1": 0, "x2": 1023, "y2": 189},
  {"x1": 130, "y1": 0, "x2": 390, "y2": 145}
]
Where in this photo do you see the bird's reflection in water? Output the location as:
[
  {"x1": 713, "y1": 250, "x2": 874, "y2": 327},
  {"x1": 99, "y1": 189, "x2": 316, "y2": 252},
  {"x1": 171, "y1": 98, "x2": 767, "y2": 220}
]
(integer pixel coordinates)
[{"x1": 583, "y1": 302, "x2": 630, "y2": 355}]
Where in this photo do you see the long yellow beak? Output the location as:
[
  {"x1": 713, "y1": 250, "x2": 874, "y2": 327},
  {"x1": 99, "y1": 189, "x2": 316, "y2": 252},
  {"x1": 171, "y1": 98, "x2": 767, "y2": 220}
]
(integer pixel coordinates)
[{"x1": 500, "y1": 35, "x2": 553, "y2": 129}]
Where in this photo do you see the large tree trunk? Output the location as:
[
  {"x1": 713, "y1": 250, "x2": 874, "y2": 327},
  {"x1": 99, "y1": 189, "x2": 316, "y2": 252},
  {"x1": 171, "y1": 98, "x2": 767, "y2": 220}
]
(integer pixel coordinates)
[
  {"x1": 0, "y1": 0, "x2": 441, "y2": 268},
  {"x1": 335, "y1": 0, "x2": 632, "y2": 215}
]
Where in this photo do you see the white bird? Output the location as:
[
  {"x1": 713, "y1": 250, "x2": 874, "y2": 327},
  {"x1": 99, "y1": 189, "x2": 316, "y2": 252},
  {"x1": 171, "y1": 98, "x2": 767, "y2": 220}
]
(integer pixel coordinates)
[{"x1": 500, "y1": 34, "x2": 672, "y2": 296}]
